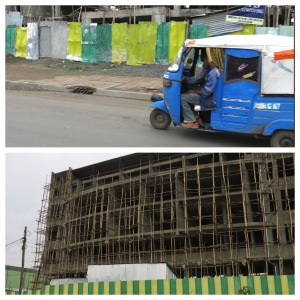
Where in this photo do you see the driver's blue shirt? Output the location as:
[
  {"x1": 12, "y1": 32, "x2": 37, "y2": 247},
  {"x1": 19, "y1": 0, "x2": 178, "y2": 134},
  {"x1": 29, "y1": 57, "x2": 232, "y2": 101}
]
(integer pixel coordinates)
[{"x1": 183, "y1": 67, "x2": 220, "y2": 111}]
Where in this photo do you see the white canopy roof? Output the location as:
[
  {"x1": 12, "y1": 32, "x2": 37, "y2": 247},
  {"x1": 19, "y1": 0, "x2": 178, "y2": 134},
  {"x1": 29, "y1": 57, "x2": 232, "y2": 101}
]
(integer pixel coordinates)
[{"x1": 185, "y1": 35, "x2": 294, "y2": 53}]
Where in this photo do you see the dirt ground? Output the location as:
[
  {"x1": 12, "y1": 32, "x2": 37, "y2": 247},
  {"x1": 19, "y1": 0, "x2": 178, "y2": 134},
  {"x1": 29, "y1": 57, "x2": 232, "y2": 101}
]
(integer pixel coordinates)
[{"x1": 5, "y1": 54, "x2": 168, "y2": 82}]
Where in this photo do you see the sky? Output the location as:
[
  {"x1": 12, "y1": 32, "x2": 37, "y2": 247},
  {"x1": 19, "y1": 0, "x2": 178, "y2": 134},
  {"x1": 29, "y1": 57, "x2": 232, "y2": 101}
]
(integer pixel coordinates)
[{"x1": 5, "y1": 152, "x2": 131, "y2": 269}]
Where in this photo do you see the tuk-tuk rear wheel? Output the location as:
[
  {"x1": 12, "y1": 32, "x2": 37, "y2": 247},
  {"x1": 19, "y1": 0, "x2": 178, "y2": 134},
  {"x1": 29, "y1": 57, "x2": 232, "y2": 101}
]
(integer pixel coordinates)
[
  {"x1": 150, "y1": 109, "x2": 171, "y2": 130},
  {"x1": 270, "y1": 130, "x2": 294, "y2": 147}
]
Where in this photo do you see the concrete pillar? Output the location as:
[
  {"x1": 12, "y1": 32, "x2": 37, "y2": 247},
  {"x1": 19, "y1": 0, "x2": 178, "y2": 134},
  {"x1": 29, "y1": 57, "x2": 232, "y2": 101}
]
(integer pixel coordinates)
[
  {"x1": 174, "y1": 6, "x2": 181, "y2": 11},
  {"x1": 55, "y1": 5, "x2": 61, "y2": 17},
  {"x1": 151, "y1": 13, "x2": 166, "y2": 23}
]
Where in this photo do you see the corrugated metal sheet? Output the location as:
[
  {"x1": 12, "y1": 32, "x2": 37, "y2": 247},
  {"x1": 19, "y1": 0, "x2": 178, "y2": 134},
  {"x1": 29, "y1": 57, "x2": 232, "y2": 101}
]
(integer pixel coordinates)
[
  {"x1": 5, "y1": 11, "x2": 23, "y2": 27},
  {"x1": 26, "y1": 23, "x2": 39, "y2": 60},
  {"x1": 87, "y1": 263, "x2": 177, "y2": 282},
  {"x1": 192, "y1": 11, "x2": 243, "y2": 37},
  {"x1": 40, "y1": 21, "x2": 52, "y2": 58},
  {"x1": 51, "y1": 21, "x2": 68, "y2": 59}
]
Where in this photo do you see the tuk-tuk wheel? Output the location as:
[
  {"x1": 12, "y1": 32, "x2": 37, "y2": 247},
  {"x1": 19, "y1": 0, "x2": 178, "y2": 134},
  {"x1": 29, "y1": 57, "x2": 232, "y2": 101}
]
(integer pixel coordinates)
[
  {"x1": 270, "y1": 130, "x2": 294, "y2": 147},
  {"x1": 150, "y1": 109, "x2": 171, "y2": 130}
]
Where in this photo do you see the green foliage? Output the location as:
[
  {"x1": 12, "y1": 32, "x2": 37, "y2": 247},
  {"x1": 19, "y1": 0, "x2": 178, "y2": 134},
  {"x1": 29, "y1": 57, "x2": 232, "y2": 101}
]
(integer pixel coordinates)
[
  {"x1": 67, "y1": 66, "x2": 82, "y2": 72},
  {"x1": 6, "y1": 60, "x2": 15, "y2": 65},
  {"x1": 43, "y1": 61, "x2": 52, "y2": 67},
  {"x1": 238, "y1": 286, "x2": 252, "y2": 295}
]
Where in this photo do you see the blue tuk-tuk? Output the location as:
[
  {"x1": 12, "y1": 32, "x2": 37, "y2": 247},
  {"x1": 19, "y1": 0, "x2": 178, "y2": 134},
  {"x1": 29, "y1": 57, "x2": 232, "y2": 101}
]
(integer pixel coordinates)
[{"x1": 150, "y1": 35, "x2": 294, "y2": 147}]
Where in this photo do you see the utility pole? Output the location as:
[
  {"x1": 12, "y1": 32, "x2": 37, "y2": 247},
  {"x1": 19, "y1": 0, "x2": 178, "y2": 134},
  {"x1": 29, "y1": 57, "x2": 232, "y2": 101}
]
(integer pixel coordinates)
[{"x1": 19, "y1": 226, "x2": 27, "y2": 295}]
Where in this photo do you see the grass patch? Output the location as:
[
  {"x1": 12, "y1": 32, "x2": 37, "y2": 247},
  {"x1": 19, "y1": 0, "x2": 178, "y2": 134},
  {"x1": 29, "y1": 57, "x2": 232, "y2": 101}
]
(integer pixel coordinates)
[
  {"x1": 6, "y1": 60, "x2": 15, "y2": 65},
  {"x1": 43, "y1": 61, "x2": 52, "y2": 67},
  {"x1": 26, "y1": 59, "x2": 32, "y2": 62},
  {"x1": 67, "y1": 66, "x2": 82, "y2": 72},
  {"x1": 133, "y1": 73, "x2": 141, "y2": 76}
]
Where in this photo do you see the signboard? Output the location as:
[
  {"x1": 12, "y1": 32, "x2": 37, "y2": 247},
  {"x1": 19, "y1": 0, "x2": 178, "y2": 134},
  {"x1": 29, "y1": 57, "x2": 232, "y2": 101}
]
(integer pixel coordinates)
[{"x1": 226, "y1": 5, "x2": 266, "y2": 25}]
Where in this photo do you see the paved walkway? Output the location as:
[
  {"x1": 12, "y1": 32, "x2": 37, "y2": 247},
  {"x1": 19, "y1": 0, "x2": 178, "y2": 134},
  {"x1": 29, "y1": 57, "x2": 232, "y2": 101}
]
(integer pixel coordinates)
[{"x1": 6, "y1": 69, "x2": 163, "y2": 101}]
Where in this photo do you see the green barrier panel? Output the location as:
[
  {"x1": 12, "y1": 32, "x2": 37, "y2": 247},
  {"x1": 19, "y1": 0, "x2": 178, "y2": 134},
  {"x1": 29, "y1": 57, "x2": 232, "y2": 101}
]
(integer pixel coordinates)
[
  {"x1": 137, "y1": 22, "x2": 158, "y2": 64},
  {"x1": 169, "y1": 22, "x2": 186, "y2": 64},
  {"x1": 255, "y1": 27, "x2": 278, "y2": 34},
  {"x1": 127, "y1": 24, "x2": 141, "y2": 66},
  {"x1": 189, "y1": 24, "x2": 207, "y2": 65},
  {"x1": 67, "y1": 22, "x2": 82, "y2": 61},
  {"x1": 279, "y1": 25, "x2": 294, "y2": 37},
  {"x1": 155, "y1": 22, "x2": 170, "y2": 65},
  {"x1": 5, "y1": 25, "x2": 16, "y2": 55},
  {"x1": 232, "y1": 24, "x2": 255, "y2": 35},
  {"x1": 111, "y1": 23, "x2": 128, "y2": 63},
  {"x1": 15, "y1": 27, "x2": 27, "y2": 58},
  {"x1": 96, "y1": 24, "x2": 112, "y2": 62},
  {"x1": 189, "y1": 24, "x2": 207, "y2": 39},
  {"x1": 81, "y1": 23, "x2": 97, "y2": 63},
  {"x1": 7, "y1": 275, "x2": 294, "y2": 295}
]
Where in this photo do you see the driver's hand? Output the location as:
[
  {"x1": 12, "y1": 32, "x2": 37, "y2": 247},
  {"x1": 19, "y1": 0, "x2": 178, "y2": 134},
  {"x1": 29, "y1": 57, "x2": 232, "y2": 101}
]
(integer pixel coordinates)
[{"x1": 181, "y1": 78, "x2": 185, "y2": 84}]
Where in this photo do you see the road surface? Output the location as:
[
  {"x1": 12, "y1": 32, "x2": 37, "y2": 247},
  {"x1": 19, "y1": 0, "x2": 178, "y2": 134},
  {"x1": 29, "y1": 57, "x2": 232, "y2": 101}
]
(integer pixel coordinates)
[{"x1": 6, "y1": 90, "x2": 270, "y2": 147}]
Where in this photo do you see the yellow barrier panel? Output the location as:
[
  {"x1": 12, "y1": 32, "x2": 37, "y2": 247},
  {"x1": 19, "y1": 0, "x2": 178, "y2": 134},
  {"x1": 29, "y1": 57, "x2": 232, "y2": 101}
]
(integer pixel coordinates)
[
  {"x1": 137, "y1": 22, "x2": 158, "y2": 64},
  {"x1": 83, "y1": 282, "x2": 88, "y2": 295},
  {"x1": 169, "y1": 22, "x2": 186, "y2": 63},
  {"x1": 127, "y1": 281, "x2": 133, "y2": 295},
  {"x1": 112, "y1": 23, "x2": 128, "y2": 63},
  {"x1": 63, "y1": 284, "x2": 68, "y2": 295},
  {"x1": 93, "y1": 282, "x2": 98, "y2": 295},
  {"x1": 163, "y1": 279, "x2": 170, "y2": 295},
  {"x1": 188, "y1": 278, "x2": 196, "y2": 295},
  {"x1": 73, "y1": 283, "x2": 78, "y2": 295},
  {"x1": 139, "y1": 280, "x2": 145, "y2": 295},
  {"x1": 115, "y1": 281, "x2": 121, "y2": 295},
  {"x1": 54, "y1": 285, "x2": 59, "y2": 295},
  {"x1": 151, "y1": 280, "x2": 158, "y2": 295},
  {"x1": 201, "y1": 277, "x2": 209, "y2": 295},
  {"x1": 127, "y1": 24, "x2": 141, "y2": 66},
  {"x1": 232, "y1": 25, "x2": 255, "y2": 35},
  {"x1": 176, "y1": 279, "x2": 183, "y2": 295},
  {"x1": 103, "y1": 281, "x2": 109, "y2": 295},
  {"x1": 15, "y1": 27, "x2": 27, "y2": 58},
  {"x1": 227, "y1": 277, "x2": 235, "y2": 295},
  {"x1": 67, "y1": 22, "x2": 82, "y2": 61}
]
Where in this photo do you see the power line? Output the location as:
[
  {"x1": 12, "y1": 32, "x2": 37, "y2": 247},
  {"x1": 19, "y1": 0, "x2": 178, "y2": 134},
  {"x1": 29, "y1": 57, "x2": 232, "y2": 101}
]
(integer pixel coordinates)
[{"x1": 5, "y1": 238, "x2": 23, "y2": 247}]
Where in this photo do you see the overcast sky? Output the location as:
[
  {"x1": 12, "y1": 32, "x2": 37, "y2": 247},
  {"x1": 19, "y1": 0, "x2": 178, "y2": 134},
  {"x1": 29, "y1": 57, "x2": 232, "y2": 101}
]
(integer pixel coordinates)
[{"x1": 5, "y1": 152, "x2": 131, "y2": 269}]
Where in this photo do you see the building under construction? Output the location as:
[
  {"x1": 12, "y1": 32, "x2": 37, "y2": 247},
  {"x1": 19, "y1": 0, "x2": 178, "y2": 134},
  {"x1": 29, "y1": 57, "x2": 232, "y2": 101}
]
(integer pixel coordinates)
[{"x1": 33, "y1": 153, "x2": 294, "y2": 287}]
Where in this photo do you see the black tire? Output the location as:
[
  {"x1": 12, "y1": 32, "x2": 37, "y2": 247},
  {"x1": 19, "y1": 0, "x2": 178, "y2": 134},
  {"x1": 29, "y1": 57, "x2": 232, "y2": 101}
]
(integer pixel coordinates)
[
  {"x1": 270, "y1": 130, "x2": 294, "y2": 147},
  {"x1": 150, "y1": 109, "x2": 171, "y2": 130}
]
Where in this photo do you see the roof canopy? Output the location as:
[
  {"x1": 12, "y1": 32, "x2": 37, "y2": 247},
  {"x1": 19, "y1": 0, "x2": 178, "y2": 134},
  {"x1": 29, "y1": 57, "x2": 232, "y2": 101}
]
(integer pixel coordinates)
[{"x1": 186, "y1": 35, "x2": 294, "y2": 53}]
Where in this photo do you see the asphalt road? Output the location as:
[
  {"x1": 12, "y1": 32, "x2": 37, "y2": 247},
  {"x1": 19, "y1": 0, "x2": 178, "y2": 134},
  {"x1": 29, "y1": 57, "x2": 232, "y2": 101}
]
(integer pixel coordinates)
[{"x1": 6, "y1": 90, "x2": 270, "y2": 147}]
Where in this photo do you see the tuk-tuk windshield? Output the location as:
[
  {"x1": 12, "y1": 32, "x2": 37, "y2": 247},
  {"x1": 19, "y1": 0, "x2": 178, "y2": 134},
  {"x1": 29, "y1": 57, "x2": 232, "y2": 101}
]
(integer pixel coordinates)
[{"x1": 167, "y1": 47, "x2": 184, "y2": 73}]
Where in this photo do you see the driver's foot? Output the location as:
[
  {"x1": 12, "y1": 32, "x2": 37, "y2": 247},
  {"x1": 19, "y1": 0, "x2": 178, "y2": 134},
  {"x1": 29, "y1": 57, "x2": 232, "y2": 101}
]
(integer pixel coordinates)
[
  {"x1": 196, "y1": 118, "x2": 203, "y2": 125},
  {"x1": 181, "y1": 122, "x2": 199, "y2": 129}
]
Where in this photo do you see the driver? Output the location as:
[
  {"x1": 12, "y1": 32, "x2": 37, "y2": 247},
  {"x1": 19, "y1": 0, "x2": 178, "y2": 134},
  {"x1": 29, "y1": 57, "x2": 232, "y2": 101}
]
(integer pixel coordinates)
[{"x1": 180, "y1": 55, "x2": 220, "y2": 129}]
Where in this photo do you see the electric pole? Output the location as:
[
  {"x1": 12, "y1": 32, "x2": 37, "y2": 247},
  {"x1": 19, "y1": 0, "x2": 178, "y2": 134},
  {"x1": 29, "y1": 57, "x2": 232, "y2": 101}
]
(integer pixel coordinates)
[{"x1": 19, "y1": 226, "x2": 27, "y2": 295}]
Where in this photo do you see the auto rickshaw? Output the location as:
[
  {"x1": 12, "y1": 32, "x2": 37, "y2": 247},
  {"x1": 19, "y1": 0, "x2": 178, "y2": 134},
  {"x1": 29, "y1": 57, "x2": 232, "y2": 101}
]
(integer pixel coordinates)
[{"x1": 149, "y1": 35, "x2": 294, "y2": 147}]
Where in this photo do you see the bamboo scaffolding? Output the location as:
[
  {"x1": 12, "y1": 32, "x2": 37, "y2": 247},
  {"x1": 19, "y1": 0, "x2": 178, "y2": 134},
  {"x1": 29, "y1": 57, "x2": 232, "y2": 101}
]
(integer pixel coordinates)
[{"x1": 31, "y1": 153, "x2": 294, "y2": 287}]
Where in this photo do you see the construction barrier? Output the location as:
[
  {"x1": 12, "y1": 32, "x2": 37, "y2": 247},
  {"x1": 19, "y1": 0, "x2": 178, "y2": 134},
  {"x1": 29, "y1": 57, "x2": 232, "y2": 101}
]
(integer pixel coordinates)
[
  {"x1": 81, "y1": 23, "x2": 97, "y2": 63},
  {"x1": 96, "y1": 24, "x2": 112, "y2": 62},
  {"x1": 15, "y1": 27, "x2": 27, "y2": 58},
  {"x1": 255, "y1": 27, "x2": 278, "y2": 35},
  {"x1": 232, "y1": 24, "x2": 255, "y2": 35},
  {"x1": 127, "y1": 24, "x2": 141, "y2": 66},
  {"x1": 5, "y1": 25, "x2": 16, "y2": 55},
  {"x1": 5, "y1": 275, "x2": 295, "y2": 295},
  {"x1": 279, "y1": 25, "x2": 294, "y2": 37},
  {"x1": 67, "y1": 22, "x2": 82, "y2": 61},
  {"x1": 26, "y1": 22, "x2": 39, "y2": 60},
  {"x1": 137, "y1": 22, "x2": 158, "y2": 65},
  {"x1": 111, "y1": 22, "x2": 128, "y2": 63},
  {"x1": 5, "y1": 22, "x2": 295, "y2": 65},
  {"x1": 169, "y1": 21, "x2": 186, "y2": 64},
  {"x1": 155, "y1": 22, "x2": 170, "y2": 65}
]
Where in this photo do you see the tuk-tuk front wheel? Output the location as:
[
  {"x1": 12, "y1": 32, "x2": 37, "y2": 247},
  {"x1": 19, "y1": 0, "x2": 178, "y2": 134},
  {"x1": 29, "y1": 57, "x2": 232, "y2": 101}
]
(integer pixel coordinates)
[
  {"x1": 150, "y1": 109, "x2": 171, "y2": 130},
  {"x1": 270, "y1": 130, "x2": 294, "y2": 147}
]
